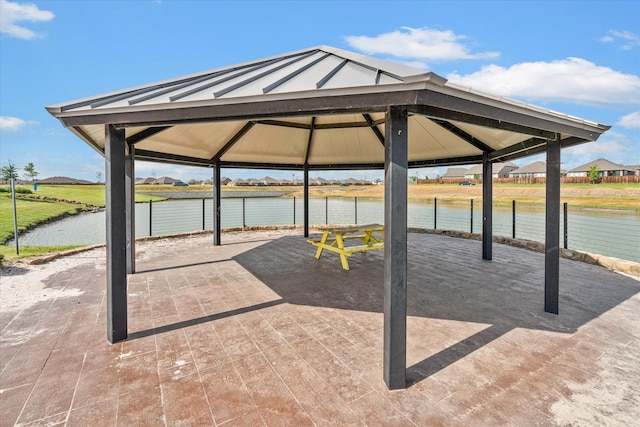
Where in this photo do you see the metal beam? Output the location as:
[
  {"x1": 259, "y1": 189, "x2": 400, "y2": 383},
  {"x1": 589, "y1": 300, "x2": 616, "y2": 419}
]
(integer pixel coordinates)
[
  {"x1": 254, "y1": 118, "x2": 385, "y2": 130},
  {"x1": 304, "y1": 117, "x2": 316, "y2": 165},
  {"x1": 488, "y1": 137, "x2": 547, "y2": 161},
  {"x1": 363, "y1": 113, "x2": 385, "y2": 146},
  {"x1": 545, "y1": 134, "x2": 561, "y2": 314},
  {"x1": 383, "y1": 105, "x2": 408, "y2": 390},
  {"x1": 125, "y1": 142, "x2": 135, "y2": 274},
  {"x1": 211, "y1": 121, "x2": 256, "y2": 161},
  {"x1": 482, "y1": 152, "x2": 492, "y2": 260},
  {"x1": 409, "y1": 155, "x2": 484, "y2": 168},
  {"x1": 213, "y1": 159, "x2": 221, "y2": 246},
  {"x1": 409, "y1": 104, "x2": 557, "y2": 140},
  {"x1": 126, "y1": 126, "x2": 172, "y2": 145},
  {"x1": 136, "y1": 149, "x2": 213, "y2": 167},
  {"x1": 430, "y1": 118, "x2": 495, "y2": 153},
  {"x1": 105, "y1": 124, "x2": 128, "y2": 343}
]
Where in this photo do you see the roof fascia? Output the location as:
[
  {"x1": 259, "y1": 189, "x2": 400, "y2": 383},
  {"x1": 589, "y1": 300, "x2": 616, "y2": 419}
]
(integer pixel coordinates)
[
  {"x1": 55, "y1": 89, "x2": 424, "y2": 128},
  {"x1": 420, "y1": 86, "x2": 609, "y2": 140}
]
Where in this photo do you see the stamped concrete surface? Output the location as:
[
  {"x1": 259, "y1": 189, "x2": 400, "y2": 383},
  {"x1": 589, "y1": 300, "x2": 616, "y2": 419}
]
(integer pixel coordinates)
[{"x1": 1, "y1": 230, "x2": 638, "y2": 426}]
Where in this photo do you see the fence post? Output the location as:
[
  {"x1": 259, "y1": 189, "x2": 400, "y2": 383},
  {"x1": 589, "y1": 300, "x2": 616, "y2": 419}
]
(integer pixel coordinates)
[
  {"x1": 564, "y1": 202, "x2": 568, "y2": 249},
  {"x1": 434, "y1": 197, "x2": 437, "y2": 229},
  {"x1": 10, "y1": 178, "x2": 19, "y2": 255},
  {"x1": 470, "y1": 198, "x2": 473, "y2": 233},
  {"x1": 326, "y1": 197, "x2": 328, "y2": 225},
  {"x1": 355, "y1": 197, "x2": 358, "y2": 224},
  {"x1": 293, "y1": 197, "x2": 296, "y2": 225},
  {"x1": 512, "y1": 200, "x2": 516, "y2": 239},
  {"x1": 149, "y1": 200, "x2": 152, "y2": 236},
  {"x1": 202, "y1": 198, "x2": 205, "y2": 230},
  {"x1": 242, "y1": 197, "x2": 246, "y2": 229}
]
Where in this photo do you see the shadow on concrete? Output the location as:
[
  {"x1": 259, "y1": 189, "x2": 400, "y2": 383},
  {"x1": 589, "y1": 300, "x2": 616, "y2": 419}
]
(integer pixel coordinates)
[
  {"x1": 128, "y1": 299, "x2": 285, "y2": 340},
  {"x1": 232, "y1": 233, "x2": 640, "y2": 385},
  {"x1": 136, "y1": 258, "x2": 232, "y2": 274}
]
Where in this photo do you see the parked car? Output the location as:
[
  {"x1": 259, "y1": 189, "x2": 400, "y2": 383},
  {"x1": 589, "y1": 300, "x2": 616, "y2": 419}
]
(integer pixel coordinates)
[
  {"x1": 172, "y1": 181, "x2": 188, "y2": 186},
  {"x1": 459, "y1": 181, "x2": 476, "y2": 186}
]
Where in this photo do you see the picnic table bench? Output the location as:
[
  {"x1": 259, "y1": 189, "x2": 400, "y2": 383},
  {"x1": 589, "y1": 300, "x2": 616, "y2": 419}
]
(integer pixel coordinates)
[{"x1": 307, "y1": 223, "x2": 384, "y2": 270}]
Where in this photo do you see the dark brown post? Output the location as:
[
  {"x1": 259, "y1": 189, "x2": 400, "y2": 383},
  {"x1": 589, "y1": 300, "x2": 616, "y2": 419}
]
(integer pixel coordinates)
[
  {"x1": 545, "y1": 134, "x2": 561, "y2": 314},
  {"x1": 105, "y1": 124, "x2": 128, "y2": 343},
  {"x1": 383, "y1": 105, "x2": 408, "y2": 390}
]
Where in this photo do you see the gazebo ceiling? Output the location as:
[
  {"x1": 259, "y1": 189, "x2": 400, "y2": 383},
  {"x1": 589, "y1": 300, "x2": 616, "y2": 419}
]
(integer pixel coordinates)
[{"x1": 46, "y1": 45, "x2": 610, "y2": 170}]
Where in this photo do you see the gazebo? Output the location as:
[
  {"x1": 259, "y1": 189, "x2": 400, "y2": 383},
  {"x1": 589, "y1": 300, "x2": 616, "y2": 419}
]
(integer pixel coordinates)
[{"x1": 46, "y1": 45, "x2": 609, "y2": 389}]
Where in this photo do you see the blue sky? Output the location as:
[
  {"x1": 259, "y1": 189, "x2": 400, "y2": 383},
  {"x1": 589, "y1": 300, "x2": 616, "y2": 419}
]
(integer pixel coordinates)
[{"x1": 1, "y1": 0, "x2": 639, "y2": 182}]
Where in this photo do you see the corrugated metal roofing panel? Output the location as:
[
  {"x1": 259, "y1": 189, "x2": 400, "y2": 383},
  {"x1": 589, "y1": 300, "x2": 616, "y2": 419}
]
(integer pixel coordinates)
[{"x1": 46, "y1": 45, "x2": 610, "y2": 170}]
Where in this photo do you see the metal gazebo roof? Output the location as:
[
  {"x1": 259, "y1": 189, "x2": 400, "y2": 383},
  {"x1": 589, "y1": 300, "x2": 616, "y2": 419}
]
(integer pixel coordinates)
[
  {"x1": 46, "y1": 45, "x2": 611, "y2": 391},
  {"x1": 46, "y1": 45, "x2": 609, "y2": 170}
]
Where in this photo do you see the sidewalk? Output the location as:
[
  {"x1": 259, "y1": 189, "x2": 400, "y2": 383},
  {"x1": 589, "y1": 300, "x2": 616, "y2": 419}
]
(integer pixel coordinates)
[{"x1": 1, "y1": 229, "x2": 638, "y2": 426}]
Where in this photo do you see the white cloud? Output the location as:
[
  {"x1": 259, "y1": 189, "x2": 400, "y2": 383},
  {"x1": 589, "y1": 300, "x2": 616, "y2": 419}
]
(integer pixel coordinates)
[
  {"x1": 0, "y1": 0, "x2": 54, "y2": 40},
  {"x1": 345, "y1": 27, "x2": 500, "y2": 63},
  {"x1": 599, "y1": 30, "x2": 640, "y2": 50},
  {"x1": 0, "y1": 116, "x2": 28, "y2": 131},
  {"x1": 563, "y1": 132, "x2": 639, "y2": 168},
  {"x1": 617, "y1": 111, "x2": 640, "y2": 129},
  {"x1": 447, "y1": 58, "x2": 640, "y2": 108}
]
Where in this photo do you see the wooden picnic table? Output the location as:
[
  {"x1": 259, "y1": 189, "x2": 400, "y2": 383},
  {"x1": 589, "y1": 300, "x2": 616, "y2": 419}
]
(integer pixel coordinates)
[{"x1": 307, "y1": 223, "x2": 384, "y2": 270}]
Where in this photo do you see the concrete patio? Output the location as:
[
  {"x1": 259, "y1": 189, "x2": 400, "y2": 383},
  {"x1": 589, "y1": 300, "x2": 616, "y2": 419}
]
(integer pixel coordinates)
[{"x1": 1, "y1": 229, "x2": 639, "y2": 426}]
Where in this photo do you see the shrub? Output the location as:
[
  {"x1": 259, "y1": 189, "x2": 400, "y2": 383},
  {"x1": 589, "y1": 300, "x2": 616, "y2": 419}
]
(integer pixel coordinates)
[{"x1": 0, "y1": 187, "x2": 32, "y2": 194}]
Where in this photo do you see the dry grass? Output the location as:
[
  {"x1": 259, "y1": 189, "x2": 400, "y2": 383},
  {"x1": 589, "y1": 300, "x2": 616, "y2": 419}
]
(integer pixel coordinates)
[{"x1": 277, "y1": 183, "x2": 640, "y2": 210}]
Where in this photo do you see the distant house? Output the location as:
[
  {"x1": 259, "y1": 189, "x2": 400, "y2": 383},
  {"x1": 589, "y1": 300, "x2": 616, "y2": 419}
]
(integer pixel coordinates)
[
  {"x1": 221, "y1": 177, "x2": 231, "y2": 185},
  {"x1": 464, "y1": 162, "x2": 518, "y2": 179},
  {"x1": 312, "y1": 177, "x2": 329, "y2": 185},
  {"x1": 153, "y1": 176, "x2": 177, "y2": 185},
  {"x1": 230, "y1": 178, "x2": 248, "y2": 186},
  {"x1": 140, "y1": 177, "x2": 156, "y2": 184},
  {"x1": 278, "y1": 178, "x2": 293, "y2": 186},
  {"x1": 188, "y1": 179, "x2": 202, "y2": 185},
  {"x1": 441, "y1": 167, "x2": 467, "y2": 181},
  {"x1": 260, "y1": 176, "x2": 279, "y2": 186},
  {"x1": 567, "y1": 158, "x2": 635, "y2": 177},
  {"x1": 509, "y1": 161, "x2": 548, "y2": 178}
]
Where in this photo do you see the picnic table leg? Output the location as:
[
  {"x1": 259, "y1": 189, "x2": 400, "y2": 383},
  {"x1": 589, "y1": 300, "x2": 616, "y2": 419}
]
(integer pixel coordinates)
[
  {"x1": 335, "y1": 234, "x2": 350, "y2": 270},
  {"x1": 315, "y1": 232, "x2": 329, "y2": 259}
]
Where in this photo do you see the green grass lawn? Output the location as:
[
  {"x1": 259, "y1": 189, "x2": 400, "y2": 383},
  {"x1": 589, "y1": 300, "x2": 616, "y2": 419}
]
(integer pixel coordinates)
[
  {"x1": 14, "y1": 184, "x2": 165, "y2": 207},
  {"x1": 0, "y1": 195, "x2": 87, "y2": 243}
]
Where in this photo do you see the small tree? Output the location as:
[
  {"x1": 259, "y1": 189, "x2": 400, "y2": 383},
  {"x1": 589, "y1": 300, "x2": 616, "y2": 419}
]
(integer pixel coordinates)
[
  {"x1": 24, "y1": 162, "x2": 39, "y2": 182},
  {"x1": 588, "y1": 165, "x2": 601, "y2": 184},
  {"x1": 409, "y1": 175, "x2": 418, "y2": 184},
  {"x1": 1, "y1": 160, "x2": 19, "y2": 181}
]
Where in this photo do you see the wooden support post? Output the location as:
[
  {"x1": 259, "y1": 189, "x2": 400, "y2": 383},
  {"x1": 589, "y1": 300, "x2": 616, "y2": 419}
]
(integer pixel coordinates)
[
  {"x1": 383, "y1": 105, "x2": 408, "y2": 390},
  {"x1": 482, "y1": 153, "x2": 493, "y2": 260},
  {"x1": 213, "y1": 160, "x2": 221, "y2": 246},
  {"x1": 105, "y1": 125, "x2": 127, "y2": 343},
  {"x1": 545, "y1": 134, "x2": 561, "y2": 314},
  {"x1": 125, "y1": 142, "x2": 135, "y2": 274}
]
